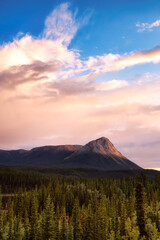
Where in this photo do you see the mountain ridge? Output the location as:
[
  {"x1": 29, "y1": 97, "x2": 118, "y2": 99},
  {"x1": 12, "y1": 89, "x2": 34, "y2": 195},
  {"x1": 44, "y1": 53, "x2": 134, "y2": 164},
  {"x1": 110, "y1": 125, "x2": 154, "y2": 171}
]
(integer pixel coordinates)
[{"x1": 0, "y1": 137, "x2": 141, "y2": 170}]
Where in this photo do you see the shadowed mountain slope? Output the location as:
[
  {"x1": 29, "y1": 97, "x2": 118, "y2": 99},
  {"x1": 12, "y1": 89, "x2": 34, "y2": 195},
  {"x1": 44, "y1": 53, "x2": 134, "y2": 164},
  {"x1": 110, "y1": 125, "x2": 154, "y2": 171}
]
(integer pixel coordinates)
[
  {"x1": 0, "y1": 137, "x2": 141, "y2": 170},
  {"x1": 0, "y1": 145, "x2": 82, "y2": 167}
]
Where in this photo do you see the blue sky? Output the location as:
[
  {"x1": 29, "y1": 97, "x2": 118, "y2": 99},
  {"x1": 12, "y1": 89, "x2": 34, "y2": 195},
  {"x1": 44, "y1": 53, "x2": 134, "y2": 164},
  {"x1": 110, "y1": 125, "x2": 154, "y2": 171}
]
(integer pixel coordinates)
[
  {"x1": 0, "y1": 0, "x2": 160, "y2": 168},
  {"x1": 1, "y1": 0, "x2": 160, "y2": 52},
  {"x1": 1, "y1": 0, "x2": 160, "y2": 76}
]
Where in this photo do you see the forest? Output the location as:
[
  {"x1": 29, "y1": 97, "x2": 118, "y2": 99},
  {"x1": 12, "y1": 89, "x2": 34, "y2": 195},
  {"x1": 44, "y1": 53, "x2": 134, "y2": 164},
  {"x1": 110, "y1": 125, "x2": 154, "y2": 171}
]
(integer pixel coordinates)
[{"x1": 0, "y1": 166, "x2": 160, "y2": 240}]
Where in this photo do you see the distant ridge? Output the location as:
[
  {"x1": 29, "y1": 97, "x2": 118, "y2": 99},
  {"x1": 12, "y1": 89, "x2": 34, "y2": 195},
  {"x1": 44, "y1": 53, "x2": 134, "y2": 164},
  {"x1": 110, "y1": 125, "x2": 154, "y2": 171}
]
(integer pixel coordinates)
[{"x1": 0, "y1": 137, "x2": 141, "y2": 170}]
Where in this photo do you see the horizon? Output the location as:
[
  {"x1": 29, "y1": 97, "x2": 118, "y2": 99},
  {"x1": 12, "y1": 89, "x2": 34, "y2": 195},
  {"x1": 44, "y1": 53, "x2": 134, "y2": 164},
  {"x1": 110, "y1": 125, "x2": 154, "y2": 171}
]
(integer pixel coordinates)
[{"x1": 0, "y1": 0, "x2": 160, "y2": 169}]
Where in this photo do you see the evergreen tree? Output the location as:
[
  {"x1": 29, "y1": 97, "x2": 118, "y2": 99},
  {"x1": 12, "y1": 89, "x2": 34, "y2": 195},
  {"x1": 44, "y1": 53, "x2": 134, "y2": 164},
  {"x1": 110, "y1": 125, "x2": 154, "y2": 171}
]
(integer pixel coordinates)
[
  {"x1": 72, "y1": 198, "x2": 81, "y2": 240},
  {"x1": 41, "y1": 195, "x2": 56, "y2": 240},
  {"x1": 151, "y1": 223, "x2": 160, "y2": 240},
  {"x1": 120, "y1": 199, "x2": 126, "y2": 236},
  {"x1": 24, "y1": 210, "x2": 30, "y2": 240},
  {"x1": 60, "y1": 207, "x2": 67, "y2": 240},
  {"x1": 96, "y1": 195, "x2": 107, "y2": 240},
  {"x1": 55, "y1": 205, "x2": 60, "y2": 240},
  {"x1": 68, "y1": 224, "x2": 74, "y2": 240},
  {"x1": 135, "y1": 183, "x2": 146, "y2": 237},
  {"x1": 84, "y1": 204, "x2": 94, "y2": 240},
  {"x1": 14, "y1": 217, "x2": 24, "y2": 240},
  {"x1": 30, "y1": 194, "x2": 39, "y2": 240},
  {"x1": 8, "y1": 200, "x2": 14, "y2": 240},
  {"x1": 80, "y1": 205, "x2": 87, "y2": 238}
]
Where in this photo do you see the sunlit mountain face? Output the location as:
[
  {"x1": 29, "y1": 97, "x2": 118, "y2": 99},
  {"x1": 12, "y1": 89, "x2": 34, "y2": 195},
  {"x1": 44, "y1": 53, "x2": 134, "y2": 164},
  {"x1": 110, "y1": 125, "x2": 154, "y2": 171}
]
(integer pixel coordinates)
[{"x1": 0, "y1": 0, "x2": 160, "y2": 169}]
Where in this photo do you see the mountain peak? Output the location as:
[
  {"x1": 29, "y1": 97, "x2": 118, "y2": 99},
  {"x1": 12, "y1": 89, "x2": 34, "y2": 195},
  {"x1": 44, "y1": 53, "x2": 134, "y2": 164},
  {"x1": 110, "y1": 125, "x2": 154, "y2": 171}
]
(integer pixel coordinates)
[
  {"x1": 79, "y1": 137, "x2": 122, "y2": 156},
  {"x1": 94, "y1": 136, "x2": 110, "y2": 142},
  {"x1": 63, "y1": 137, "x2": 141, "y2": 170},
  {"x1": 92, "y1": 137, "x2": 111, "y2": 146}
]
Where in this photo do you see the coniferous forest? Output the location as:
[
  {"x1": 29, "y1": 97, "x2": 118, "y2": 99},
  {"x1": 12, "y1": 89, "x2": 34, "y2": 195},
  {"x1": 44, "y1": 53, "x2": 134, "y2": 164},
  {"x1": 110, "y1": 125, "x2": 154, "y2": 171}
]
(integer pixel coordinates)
[{"x1": 0, "y1": 166, "x2": 160, "y2": 239}]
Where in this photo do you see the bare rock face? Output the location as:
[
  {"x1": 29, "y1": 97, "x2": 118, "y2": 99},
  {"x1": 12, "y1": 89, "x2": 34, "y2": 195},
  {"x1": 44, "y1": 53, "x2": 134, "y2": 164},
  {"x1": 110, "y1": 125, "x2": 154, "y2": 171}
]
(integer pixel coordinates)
[{"x1": 74, "y1": 137, "x2": 124, "y2": 157}]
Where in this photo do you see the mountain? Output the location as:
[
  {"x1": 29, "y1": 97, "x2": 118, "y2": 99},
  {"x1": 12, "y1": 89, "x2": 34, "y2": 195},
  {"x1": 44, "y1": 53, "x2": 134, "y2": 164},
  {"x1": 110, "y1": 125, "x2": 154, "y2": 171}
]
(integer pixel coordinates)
[
  {"x1": 0, "y1": 145, "x2": 82, "y2": 167},
  {"x1": 60, "y1": 137, "x2": 141, "y2": 170},
  {"x1": 0, "y1": 137, "x2": 141, "y2": 170}
]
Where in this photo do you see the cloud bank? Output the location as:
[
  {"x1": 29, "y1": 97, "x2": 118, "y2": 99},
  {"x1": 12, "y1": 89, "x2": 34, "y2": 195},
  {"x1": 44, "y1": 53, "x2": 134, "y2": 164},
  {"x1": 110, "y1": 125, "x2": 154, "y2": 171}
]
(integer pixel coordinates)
[{"x1": 0, "y1": 3, "x2": 160, "y2": 168}]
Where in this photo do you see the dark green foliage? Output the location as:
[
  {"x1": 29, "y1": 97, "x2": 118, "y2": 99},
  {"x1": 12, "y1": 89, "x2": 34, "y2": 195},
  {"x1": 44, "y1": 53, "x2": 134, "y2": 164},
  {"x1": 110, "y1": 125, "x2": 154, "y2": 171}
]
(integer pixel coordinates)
[
  {"x1": 135, "y1": 182, "x2": 146, "y2": 237},
  {"x1": 30, "y1": 193, "x2": 39, "y2": 240},
  {"x1": 72, "y1": 199, "x2": 82, "y2": 240},
  {"x1": 0, "y1": 166, "x2": 160, "y2": 239},
  {"x1": 41, "y1": 195, "x2": 56, "y2": 240}
]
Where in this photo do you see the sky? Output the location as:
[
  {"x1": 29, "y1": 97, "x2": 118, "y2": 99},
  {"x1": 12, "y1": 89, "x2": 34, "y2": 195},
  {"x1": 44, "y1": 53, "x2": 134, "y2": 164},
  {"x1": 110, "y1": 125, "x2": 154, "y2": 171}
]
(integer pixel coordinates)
[{"x1": 0, "y1": 0, "x2": 160, "y2": 169}]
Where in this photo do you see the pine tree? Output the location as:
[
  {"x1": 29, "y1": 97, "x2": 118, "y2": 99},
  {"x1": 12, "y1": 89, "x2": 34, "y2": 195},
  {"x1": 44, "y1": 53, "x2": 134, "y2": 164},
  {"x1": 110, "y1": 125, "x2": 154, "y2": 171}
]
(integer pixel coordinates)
[
  {"x1": 120, "y1": 200, "x2": 126, "y2": 236},
  {"x1": 80, "y1": 205, "x2": 87, "y2": 238},
  {"x1": 55, "y1": 205, "x2": 60, "y2": 240},
  {"x1": 41, "y1": 195, "x2": 56, "y2": 240},
  {"x1": 8, "y1": 200, "x2": 14, "y2": 240},
  {"x1": 24, "y1": 210, "x2": 30, "y2": 240},
  {"x1": 72, "y1": 198, "x2": 81, "y2": 240},
  {"x1": 68, "y1": 224, "x2": 74, "y2": 240},
  {"x1": 151, "y1": 223, "x2": 160, "y2": 240},
  {"x1": 30, "y1": 194, "x2": 39, "y2": 240},
  {"x1": 14, "y1": 217, "x2": 24, "y2": 240},
  {"x1": 16, "y1": 190, "x2": 23, "y2": 220},
  {"x1": 83, "y1": 204, "x2": 94, "y2": 240},
  {"x1": 96, "y1": 195, "x2": 107, "y2": 240},
  {"x1": 60, "y1": 207, "x2": 67, "y2": 240},
  {"x1": 135, "y1": 183, "x2": 146, "y2": 237}
]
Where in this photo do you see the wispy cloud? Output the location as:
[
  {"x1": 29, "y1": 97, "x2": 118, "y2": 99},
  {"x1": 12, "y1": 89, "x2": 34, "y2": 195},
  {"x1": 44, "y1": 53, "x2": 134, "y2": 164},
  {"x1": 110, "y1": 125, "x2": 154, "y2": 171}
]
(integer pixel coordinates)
[
  {"x1": 84, "y1": 46, "x2": 160, "y2": 74},
  {"x1": 43, "y1": 2, "x2": 92, "y2": 46},
  {"x1": 136, "y1": 19, "x2": 160, "y2": 32},
  {"x1": 43, "y1": 3, "x2": 78, "y2": 46},
  {"x1": 95, "y1": 80, "x2": 128, "y2": 91}
]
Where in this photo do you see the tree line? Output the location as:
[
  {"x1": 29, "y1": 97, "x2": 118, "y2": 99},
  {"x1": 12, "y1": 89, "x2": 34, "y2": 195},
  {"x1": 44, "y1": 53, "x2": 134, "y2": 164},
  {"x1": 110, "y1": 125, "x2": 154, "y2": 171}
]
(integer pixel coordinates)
[{"x1": 0, "y1": 166, "x2": 160, "y2": 239}]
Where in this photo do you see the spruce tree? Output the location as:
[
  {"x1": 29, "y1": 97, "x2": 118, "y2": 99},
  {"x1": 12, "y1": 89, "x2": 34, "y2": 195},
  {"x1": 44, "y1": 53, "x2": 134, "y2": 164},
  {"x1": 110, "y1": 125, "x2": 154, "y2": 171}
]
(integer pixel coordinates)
[
  {"x1": 55, "y1": 205, "x2": 60, "y2": 240},
  {"x1": 80, "y1": 205, "x2": 87, "y2": 238},
  {"x1": 135, "y1": 182, "x2": 146, "y2": 237},
  {"x1": 96, "y1": 195, "x2": 107, "y2": 240},
  {"x1": 14, "y1": 217, "x2": 24, "y2": 240},
  {"x1": 72, "y1": 198, "x2": 81, "y2": 240},
  {"x1": 24, "y1": 210, "x2": 30, "y2": 240},
  {"x1": 84, "y1": 204, "x2": 94, "y2": 240},
  {"x1": 60, "y1": 207, "x2": 67, "y2": 240},
  {"x1": 8, "y1": 201, "x2": 14, "y2": 240},
  {"x1": 41, "y1": 195, "x2": 56, "y2": 240},
  {"x1": 120, "y1": 200, "x2": 126, "y2": 236},
  {"x1": 30, "y1": 194, "x2": 39, "y2": 240},
  {"x1": 68, "y1": 224, "x2": 74, "y2": 240}
]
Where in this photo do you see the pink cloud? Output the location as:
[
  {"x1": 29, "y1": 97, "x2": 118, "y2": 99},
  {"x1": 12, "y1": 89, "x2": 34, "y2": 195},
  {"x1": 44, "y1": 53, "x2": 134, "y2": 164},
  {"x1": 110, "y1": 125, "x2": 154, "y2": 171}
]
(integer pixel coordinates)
[{"x1": 0, "y1": 3, "x2": 160, "y2": 168}]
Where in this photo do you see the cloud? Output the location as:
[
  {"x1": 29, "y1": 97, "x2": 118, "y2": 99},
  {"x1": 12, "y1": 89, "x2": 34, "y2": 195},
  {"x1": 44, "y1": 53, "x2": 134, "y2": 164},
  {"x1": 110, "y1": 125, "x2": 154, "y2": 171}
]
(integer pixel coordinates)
[
  {"x1": 136, "y1": 19, "x2": 160, "y2": 32},
  {"x1": 46, "y1": 73, "x2": 95, "y2": 96},
  {"x1": 0, "y1": 74, "x2": 160, "y2": 169},
  {"x1": 95, "y1": 80, "x2": 128, "y2": 91},
  {"x1": 0, "y1": 60, "x2": 61, "y2": 89},
  {"x1": 0, "y1": 3, "x2": 160, "y2": 168},
  {"x1": 43, "y1": 3, "x2": 78, "y2": 46},
  {"x1": 43, "y1": 2, "x2": 92, "y2": 46},
  {"x1": 84, "y1": 46, "x2": 160, "y2": 74}
]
